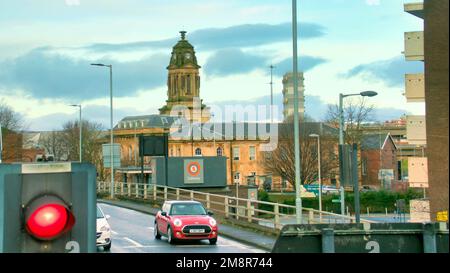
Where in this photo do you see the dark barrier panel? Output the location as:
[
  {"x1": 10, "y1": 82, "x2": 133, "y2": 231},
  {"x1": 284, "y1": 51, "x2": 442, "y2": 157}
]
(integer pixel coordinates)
[
  {"x1": 154, "y1": 157, "x2": 227, "y2": 188},
  {"x1": 272, "y1": 223, "x2": 449, "y2": 253}
]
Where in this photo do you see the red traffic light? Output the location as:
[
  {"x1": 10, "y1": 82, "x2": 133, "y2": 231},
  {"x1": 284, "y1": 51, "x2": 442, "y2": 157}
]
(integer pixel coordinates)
[{"x1": 25, "y1": 196, "x2": 75, "y2": 240}]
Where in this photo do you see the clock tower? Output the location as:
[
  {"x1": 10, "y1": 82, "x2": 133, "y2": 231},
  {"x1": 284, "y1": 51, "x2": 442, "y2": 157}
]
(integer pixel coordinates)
[{"x1": 159, "y1": 31, "x2": 210, "y2": 123}]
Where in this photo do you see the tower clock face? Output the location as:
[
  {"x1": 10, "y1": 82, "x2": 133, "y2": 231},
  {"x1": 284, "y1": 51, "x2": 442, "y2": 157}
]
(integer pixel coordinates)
[{"x1": 185, "y1": 53, "x2": 191, "y2": 60}]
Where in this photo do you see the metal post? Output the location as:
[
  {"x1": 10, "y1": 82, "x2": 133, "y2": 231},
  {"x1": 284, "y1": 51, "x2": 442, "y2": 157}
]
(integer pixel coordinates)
[
  {"x1": 274, "y1": 203, "x2": 280, "y2": 229},
  {"x1": 352, "y1": 143, "x2": 361, "y2": 223},
  {"x1": 247, "y1": 200, "x2": 252, "y2": 223},
  {"x1": 225, "y1": 196, "x2": 229, "y2": 218},
  {"x1": 338, "y1": 93, "x2": 346, "y2": 215},
  {"x1": 79, "y1": 105, "x2": 82, "y2": 162},
  {"x1": 269, "y1": 64, "x2": 274, "y2": 123},
  {"x1": 109, "y1": 65, "x2": 114, "y2": 199},
  {"x1": 292, "y1": 0, "x2": 303, "y2": 225}
]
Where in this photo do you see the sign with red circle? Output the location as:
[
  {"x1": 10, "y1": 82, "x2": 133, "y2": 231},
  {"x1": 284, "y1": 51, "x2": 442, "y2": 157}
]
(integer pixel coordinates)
[
  {"x1": 184, "y1": 159, "x2": 204, "y2": 184},
  {"x1": 187, "y1": 162, "x2": 201, "y2": 177}
]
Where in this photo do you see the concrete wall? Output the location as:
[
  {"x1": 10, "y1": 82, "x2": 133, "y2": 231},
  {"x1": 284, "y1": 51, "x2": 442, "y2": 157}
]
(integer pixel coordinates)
[{"x1": 424, "y1": 0, "x2": 449, "y2": 221}]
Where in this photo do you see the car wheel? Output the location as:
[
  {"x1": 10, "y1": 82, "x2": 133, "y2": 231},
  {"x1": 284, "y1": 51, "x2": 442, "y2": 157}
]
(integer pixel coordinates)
[
  {"x1": 154, "y1": 222, "x2": 161, "y2": 239},
  {"x1": 103, "y1": 242, "x2": 111, "y2": 251},
  {"x1": 209, "y1": 238, "x2": 217, "y2": 245},
  {"x1": 167, "y1": 226, "x2": 176, "y2": 245}
]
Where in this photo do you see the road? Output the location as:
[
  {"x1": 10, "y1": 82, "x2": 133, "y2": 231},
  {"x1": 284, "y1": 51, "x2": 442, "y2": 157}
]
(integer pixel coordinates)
[{"x1": 98, "y1": 203, "x2": 265, "y2": 253}]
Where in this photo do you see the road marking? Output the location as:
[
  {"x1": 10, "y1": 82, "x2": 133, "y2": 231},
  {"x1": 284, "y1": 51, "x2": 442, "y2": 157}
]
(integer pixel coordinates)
[
  {"x1": 111, "y1": 230, "x2": 118, "y2": 235},
  {"x1": 123, "y1": 237, "x2": 144, "y2": 247},
  {"x1": 147, "y1": 227, "x2": 154, "y2": 230}
]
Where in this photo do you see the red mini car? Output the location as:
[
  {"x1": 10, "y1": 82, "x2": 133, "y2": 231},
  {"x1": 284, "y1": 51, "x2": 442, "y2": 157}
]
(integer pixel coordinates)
[{"x1": 154, "y1": 200, "x2": 218, "y2": 245}]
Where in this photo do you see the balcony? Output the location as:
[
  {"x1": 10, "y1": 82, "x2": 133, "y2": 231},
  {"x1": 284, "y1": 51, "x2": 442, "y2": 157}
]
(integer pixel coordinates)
[
  {"x1": 404, "y1": 31, "x2": 424, "y2": 61},
  {"x1": 406, "y1": 115, "x2": 427, "y2": 145},
  {"x1": 404, "y1": 2, "x2": 424, "y2": 19},
  {"x1": 404, "y1": 73, "x2": 425, "y2": 102}
]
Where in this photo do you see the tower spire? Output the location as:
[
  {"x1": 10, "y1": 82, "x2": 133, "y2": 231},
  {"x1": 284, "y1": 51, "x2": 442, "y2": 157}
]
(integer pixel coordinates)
[{"x1": 180, "y1": 31, "x2": 187, "y2": 40}]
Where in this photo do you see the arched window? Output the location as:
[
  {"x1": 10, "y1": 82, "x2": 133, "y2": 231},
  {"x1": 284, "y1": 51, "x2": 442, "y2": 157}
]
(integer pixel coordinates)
[
  {"x1": 128, "y1": 146, "x2": 133, "y2": 161},
  {"x1": 195, "y1": 148, "x2": 202, "y2": 156},
  {"x1": 217, "y1": 147, "x2": 223, "y2": 157}
]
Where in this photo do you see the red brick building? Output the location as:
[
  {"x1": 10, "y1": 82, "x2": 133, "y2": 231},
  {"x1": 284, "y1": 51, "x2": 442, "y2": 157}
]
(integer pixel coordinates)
[{"x1": 360, "y1": 133, "x2": 407, "y2": 191}]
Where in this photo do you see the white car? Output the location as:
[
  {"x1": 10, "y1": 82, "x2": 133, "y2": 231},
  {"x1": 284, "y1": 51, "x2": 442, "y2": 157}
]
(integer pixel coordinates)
[{"x1": 96, "y1": 205, "x2": 112, "y2": 250}]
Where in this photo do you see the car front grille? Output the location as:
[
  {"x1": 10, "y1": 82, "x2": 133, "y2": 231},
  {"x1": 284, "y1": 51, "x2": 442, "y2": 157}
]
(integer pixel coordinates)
[{"x1": 182, "y1": 225, "x2": 212, "y2": 234}]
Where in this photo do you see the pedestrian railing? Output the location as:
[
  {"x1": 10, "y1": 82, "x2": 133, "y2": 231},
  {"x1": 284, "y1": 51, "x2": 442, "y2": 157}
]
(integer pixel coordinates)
[{"x1": 97, "y1": 181, "x2": 376, "y2": 230}]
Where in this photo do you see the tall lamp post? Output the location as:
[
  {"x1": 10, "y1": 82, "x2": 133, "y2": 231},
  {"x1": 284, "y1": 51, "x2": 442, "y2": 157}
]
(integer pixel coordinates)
[
  {"x1": 309, "y1": 134, "x2": 322, "y2": 221},
  {"x1": 70, "y1": 104, "x2": 82, "y2": 162},
  {"x1": 292, "y1": 0, "x2": 303, "y2": 224},
  {"x1": 91, "y1": 63, "x2": 114, "y2": 198},
  {"x1": 339, "y1": 90, "x2": 378, "y2": 218}
]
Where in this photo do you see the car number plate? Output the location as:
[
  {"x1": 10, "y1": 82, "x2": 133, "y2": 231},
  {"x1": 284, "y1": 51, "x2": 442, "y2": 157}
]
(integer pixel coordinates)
[{"x1": 189, "y1": 229, "x2": 205, "y2": 233}]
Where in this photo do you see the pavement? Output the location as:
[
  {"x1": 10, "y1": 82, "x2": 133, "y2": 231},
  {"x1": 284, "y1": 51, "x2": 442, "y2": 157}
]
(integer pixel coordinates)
[{"x1": 98, "y1": 199, "x2": 277, "y2": 252}]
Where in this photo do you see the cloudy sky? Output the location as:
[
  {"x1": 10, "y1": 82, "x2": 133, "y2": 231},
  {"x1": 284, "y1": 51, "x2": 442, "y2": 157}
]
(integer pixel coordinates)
[{"x1": 0, "y1": 0, "x2": 424, "y2": 131}]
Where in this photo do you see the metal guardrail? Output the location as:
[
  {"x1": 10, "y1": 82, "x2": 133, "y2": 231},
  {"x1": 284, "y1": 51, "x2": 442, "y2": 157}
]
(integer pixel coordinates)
[{"x1": 97, "y1": 181, "x2": 376, "y2": 230}]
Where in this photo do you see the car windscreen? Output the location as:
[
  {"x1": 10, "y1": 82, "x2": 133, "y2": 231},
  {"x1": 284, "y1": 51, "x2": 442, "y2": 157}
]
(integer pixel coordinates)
[
  {"x1": 170, "y1": 203, "x2": 207, "y2": 216},
  {"x1": 97, "y1": 206, "x2": 105, "y2": 219}
]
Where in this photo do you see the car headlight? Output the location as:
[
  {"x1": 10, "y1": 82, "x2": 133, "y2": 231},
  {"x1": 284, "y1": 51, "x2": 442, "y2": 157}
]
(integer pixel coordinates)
[
  {"x1": 100, "y1": 226, "x2": 110, "y2": 232},
  {"x1": 173, "y1": 218, "x2": 182, "y2": 227},
  {"x1": 209, "y1": 218, "x2": 217, "y2": 227}
]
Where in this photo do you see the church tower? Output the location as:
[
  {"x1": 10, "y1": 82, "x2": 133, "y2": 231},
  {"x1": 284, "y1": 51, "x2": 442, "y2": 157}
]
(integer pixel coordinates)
[{"x1": 159, "y1": 31, "x2": 210, "y2": 123}]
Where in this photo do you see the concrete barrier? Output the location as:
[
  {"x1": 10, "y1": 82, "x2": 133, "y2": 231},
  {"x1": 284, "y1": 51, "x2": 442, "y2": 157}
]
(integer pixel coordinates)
[{"x1": 272, "y1": 222, "x2": 449, "y2": 253}]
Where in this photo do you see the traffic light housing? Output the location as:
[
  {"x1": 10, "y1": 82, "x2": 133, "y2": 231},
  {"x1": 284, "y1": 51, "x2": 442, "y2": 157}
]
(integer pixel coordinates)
[{"x1": 0, "y1": 162, "x2": 97, "y2": 253}]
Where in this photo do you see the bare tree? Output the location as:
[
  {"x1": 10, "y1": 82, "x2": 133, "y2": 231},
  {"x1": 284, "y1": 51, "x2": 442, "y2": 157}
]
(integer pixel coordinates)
[
  {"x1": 0, "y1": 100, "x2": 22, "y2": 132},
  {"x1": 61, "y1": 120, "x2": 104, "y2": 163},
  {"x1": 326, "y1": 97, "x2": 374, "y2": 145},
  {"x1": 262, "y1": 123, "x2": 339, "y2": 189},
  {"x1": 39, "y1": 131, "x2": 68, "y2": 161}
]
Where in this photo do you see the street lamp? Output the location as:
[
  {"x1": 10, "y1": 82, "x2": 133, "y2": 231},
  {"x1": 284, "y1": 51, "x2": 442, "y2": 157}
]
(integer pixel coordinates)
[
  {"x1": 309, "y1": 133, "x2": 322, "y2": 222},
  {"x1": 339, "y1": 90, "x2": 378, "y2": 219},
  {"x1": 292, "y1": 0, "x2": 303, "y2": 224},
  {"x1": 70, "y1": 104, "x2": 82, "y2": 162},
  {"x1": 91, "y1": 63, "x2": 114, "y2": 199}
]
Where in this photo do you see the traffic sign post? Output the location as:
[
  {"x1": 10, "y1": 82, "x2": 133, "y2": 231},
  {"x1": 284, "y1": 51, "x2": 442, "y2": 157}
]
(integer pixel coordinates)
[{"x1": 0, "y1": 162, "x2": 97, "y2": 253}]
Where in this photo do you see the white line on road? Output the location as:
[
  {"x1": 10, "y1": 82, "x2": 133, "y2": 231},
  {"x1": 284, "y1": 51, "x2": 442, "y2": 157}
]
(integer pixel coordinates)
[
  {"x1": 147, "y1": 227, "x2": 154, "y2": 230},
  {"x1": 111, "y1": 230, "x2": 118, "y2": 235},
  {"x1": 123, "y1": 237, "x2": 144, "y2": 247}
]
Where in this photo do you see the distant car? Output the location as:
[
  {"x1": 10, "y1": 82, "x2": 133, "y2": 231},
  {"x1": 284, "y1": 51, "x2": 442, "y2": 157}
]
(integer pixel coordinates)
[
  {"x1": 96, "y1": 205, "x2": 112, "y2": 250},
  {"x1": 360, "y1": 185, "x2": 377, "y2": 193},
  {"x1": 154, "y1": 201, "x2": 218, "y2": 245}
]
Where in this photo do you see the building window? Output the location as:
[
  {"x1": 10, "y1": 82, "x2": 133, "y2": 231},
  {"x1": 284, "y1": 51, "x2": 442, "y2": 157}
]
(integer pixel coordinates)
[
  {"x1": 249, "y1": 146, "x2": 256, "y2": 161},
  {"x1": 233, "y1": 147, "x2": 240, "y2": 161},
  {"x1": 128, "y1": 146, "x2": 132, "y2": 161},
  {"x1": 195, "y1": 148, "x2": 202, "y2": 156},
  {"x1": 362, "y1": 158, "x2": 367, "y2": 176},
  {"x1": 217, "y1": 147, "x2": 223, "y2": 157}
]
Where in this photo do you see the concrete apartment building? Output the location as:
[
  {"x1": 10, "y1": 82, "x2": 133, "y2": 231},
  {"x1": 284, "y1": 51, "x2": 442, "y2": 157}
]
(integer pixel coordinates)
[
  {"x1": 404, "y1": 1, "x2": 449, "y2": 221},
  {"x1": 282, "y1": 72, "x2": 305, "y2": 122}
]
